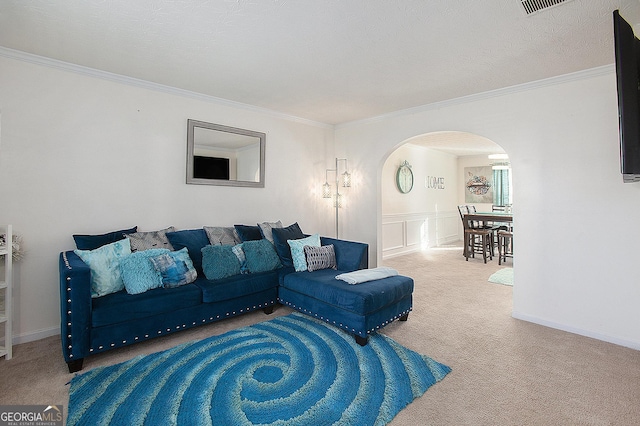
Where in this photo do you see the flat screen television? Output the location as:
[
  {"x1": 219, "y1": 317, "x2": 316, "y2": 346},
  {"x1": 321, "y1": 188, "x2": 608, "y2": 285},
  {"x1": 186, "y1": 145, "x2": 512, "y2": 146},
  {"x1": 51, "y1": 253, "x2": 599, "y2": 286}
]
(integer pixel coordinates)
[
  {"x1": 613, "y1": 10, "x2": 640, "y2": 183},
  {"x1": 193, "y1": 156, "x2": 230, "y2": 180}
]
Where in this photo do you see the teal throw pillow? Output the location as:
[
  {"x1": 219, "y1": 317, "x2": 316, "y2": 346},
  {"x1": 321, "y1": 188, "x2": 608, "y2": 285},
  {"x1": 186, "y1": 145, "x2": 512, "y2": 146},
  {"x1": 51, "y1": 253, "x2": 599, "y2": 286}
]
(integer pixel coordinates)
[
  {"x1": 74, "y1": 238, "x2": 132, "y2": 297},
  {"x1": 149, "y1": 248, "x2": 198, "y2": 288},
  {"x1": 242, "y1": 239, "x2": 282, "y2": 273},
  {"x1": 288, "y1": 234, "x2": 321, "y2": 272},
  {"x1": 119, "y1": 248, "x2": 170, "y2": 294},
  {"x1": 201, "y1": 244, "x2": 241, "y2": 280}
]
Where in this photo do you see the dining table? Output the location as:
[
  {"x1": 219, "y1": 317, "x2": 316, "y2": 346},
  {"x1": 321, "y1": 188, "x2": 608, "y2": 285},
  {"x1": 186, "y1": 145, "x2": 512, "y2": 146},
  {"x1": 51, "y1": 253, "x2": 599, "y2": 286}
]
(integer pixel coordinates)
[
  {"x1": 464, "y1": 211, "x2": 513, "y2": 225},
  {"x1": 462, "y1": 211, "x2": 513, "y2": 260}
]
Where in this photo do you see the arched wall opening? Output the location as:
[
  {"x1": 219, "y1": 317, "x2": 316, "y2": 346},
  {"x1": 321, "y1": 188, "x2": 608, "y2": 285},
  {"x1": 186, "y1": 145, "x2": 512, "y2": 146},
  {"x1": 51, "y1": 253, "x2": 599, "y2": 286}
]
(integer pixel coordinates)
[
  {"x1": 379, "y1": 130, "x2": 512, "y2": 261},
  {"x1": 337, "y1": 68, "x2": 640, "y2": 350}
]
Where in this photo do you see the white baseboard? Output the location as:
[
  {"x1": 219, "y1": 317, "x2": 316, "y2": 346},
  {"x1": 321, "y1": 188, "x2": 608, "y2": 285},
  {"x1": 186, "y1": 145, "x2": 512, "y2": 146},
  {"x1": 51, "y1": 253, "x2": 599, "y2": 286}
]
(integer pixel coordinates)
[
  {"x1": 512, "y1": 311, "x2": 640, "y2": 351},
  {"x1": 12, "y1": 326, "x2": 60, "y2": 345},
  {"x1": 382, "y1": 246, "x2": 420, "y2": 259},
  {"x1": 382, "y1": 236, "x2": 459, "y2": 260}
]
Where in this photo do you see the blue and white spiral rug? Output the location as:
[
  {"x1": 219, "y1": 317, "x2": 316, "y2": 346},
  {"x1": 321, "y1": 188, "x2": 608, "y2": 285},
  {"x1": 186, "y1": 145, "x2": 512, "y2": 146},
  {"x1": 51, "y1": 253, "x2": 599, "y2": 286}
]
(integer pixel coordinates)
[{"x1": 68, "y1": 313, "x2": 451, "y2": 425}]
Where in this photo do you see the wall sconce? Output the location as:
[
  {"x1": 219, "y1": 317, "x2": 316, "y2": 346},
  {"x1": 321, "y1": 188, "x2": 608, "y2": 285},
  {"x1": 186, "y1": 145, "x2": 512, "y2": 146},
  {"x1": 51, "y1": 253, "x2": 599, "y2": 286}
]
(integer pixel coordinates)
[{"x1": 322, "y1": 158, "x2": 351, "y2": 237}]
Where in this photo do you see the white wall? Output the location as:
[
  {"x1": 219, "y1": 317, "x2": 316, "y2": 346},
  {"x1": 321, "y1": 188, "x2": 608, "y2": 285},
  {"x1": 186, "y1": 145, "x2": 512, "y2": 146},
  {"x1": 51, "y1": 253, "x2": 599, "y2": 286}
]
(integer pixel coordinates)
[
  {"x1": 381, "y1": 143, "x2": 459, "y2": 257},
  {"x1": 2, "y1": 52, "x2": 640, "y2": 352},
  {"x1": 457, "y1": 154, "x2": 496, "y2": 211},
  {"x1": 336, "y1": 66, "x2": 640, "y2": 350},
  {"x1": 0, "y1": 55, "x2": 334, "y2": 342}
]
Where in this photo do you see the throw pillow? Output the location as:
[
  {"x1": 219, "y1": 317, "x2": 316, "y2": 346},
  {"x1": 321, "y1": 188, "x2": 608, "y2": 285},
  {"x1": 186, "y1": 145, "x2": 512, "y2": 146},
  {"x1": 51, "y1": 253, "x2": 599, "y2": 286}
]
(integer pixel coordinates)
[
  {"x1": 204, "y1": 226, "x2": 241, "y2": 246},
  {"x1": 201, "y1": 245, "x2": 241, "y2": 280},
  {"x1": 288, "y1": 234, "x2": 321, "y2": 272},
  {"x1": 258, "y1": 220, "x2": 283, "y2": 243},
  {"x1": 165, "y1": 228, "x2": 210, "y2": 274},
  {"x1": 242, "y1": 239, "x2": 282, "y2": 273},
  {"x1": 74, "y1": 238, "x2": 132, "y2": 297},
  {"x1": 231, "y1": 243, "x2": 249, "y2": 274},
  {"x1": 126, "y1": 226, "x2": 175, "y2": 252},
  {"x1": 119, "y1": 248, "x2": 169, "y2": 294},
  {"x1": 73, "y1": 226, "x2": 137, "y2": 250},
  {"x1": 149, "y1": 248, "x2": 198, "y2": 288},
  {"x1": 271, "y1": 222, "x2": 305, "y2": 267},
  {"x1": 304, "y1": 244, "x2": 337, "y2": 272},
  {"x1": 234, "y1": 224, "x2": 263, "y2": 242}
]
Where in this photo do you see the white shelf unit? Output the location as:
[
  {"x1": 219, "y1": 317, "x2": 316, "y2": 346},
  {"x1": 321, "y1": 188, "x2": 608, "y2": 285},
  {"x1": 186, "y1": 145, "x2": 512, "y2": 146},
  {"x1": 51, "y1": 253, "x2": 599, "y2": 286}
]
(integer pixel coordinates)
[{"x1": 0, "y1": 225, "x2": 13, "y2": 360}]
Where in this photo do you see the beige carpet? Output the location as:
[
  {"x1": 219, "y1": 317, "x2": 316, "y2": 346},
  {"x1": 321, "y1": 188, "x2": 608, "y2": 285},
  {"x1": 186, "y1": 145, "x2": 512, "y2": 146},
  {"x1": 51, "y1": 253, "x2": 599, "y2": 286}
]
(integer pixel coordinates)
[{"x1": 1, "y1": 245, "x2": 639, "y2": 425}]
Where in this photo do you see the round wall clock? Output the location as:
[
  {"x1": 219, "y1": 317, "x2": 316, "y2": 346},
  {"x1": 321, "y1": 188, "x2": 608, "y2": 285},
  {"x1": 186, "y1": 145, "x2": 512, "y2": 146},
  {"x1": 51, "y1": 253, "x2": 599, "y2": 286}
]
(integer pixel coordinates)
[{"x1": 396, "y1": 161, "x2": 413, "y2": 193}]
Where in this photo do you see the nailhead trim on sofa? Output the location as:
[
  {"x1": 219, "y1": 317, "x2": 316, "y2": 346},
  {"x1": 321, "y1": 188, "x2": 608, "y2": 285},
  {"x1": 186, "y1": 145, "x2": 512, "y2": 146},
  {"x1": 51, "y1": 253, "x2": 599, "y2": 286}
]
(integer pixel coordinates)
[{"x1": 277, "y1": 297, "x2": 411, "y2": 337}]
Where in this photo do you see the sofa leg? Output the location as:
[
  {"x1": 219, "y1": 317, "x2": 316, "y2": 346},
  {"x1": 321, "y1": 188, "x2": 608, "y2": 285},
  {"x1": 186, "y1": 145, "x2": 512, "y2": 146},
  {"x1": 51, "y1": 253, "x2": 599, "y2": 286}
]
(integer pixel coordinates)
[
  {"x1": 399, "y1": 313, "x2": 409, "y2": 321},
  {"x1": 263, "y1": 305, "x2": 274, "y2": 315},
  {"x1": 67, "y1": 359, "x2": 84, "y2": 373},
  {"x1": 354, "y1": 335, "x2": 368, "y2": 346}
]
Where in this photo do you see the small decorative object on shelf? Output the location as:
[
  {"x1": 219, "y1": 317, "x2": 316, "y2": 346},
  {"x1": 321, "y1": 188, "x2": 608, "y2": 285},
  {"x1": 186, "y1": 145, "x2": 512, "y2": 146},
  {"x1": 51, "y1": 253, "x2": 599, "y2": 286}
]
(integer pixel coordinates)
[
  {"x1": 0, "y1": 231, "x2": 23, "y2": 262},
  {"x1": 0, "y1": 225, "x2": 13, "y2": 360}
]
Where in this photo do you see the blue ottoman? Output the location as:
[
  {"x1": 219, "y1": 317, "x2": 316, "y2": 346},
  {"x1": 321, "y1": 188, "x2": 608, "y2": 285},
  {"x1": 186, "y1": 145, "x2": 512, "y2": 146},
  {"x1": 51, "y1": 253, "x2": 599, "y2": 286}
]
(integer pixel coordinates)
[{"x1": 278, "y1": 269, "x2": 413, "y2": 345}]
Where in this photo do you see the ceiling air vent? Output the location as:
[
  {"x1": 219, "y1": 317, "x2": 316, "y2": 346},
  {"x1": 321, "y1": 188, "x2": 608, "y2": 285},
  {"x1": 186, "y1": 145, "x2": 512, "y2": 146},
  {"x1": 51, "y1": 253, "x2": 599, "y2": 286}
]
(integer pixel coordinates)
[{"x1": 520, "y1": 0, "x2": 573, "y2": 15}]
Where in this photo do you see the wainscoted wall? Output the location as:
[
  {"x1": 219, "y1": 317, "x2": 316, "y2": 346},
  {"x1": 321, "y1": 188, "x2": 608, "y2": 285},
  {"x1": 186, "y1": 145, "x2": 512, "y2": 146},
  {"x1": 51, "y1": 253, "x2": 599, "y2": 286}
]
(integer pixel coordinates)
[
  {"x1": 382, "y1": 210, "x2": 459, "y2": 259},
  {"x1": 380, "y1": 143, "x2": 459, "y2": 259},
  {"x1": 339, "y1": 67, "x2": 640, "y2": 350}
]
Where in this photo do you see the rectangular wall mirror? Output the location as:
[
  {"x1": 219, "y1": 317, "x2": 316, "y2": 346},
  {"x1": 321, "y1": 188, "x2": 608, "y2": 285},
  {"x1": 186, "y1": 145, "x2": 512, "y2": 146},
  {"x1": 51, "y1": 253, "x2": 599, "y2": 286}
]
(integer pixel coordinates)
[{"x1": 186, "y1": 119, "x2": 265, "y2": 187}]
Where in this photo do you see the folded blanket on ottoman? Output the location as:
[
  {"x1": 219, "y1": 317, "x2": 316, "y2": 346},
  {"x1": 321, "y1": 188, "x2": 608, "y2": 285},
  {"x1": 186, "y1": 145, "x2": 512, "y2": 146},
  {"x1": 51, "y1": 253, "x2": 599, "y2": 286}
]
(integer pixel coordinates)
[{"x1": 335, "y1": 267, "x2": 399, "y2": 284}]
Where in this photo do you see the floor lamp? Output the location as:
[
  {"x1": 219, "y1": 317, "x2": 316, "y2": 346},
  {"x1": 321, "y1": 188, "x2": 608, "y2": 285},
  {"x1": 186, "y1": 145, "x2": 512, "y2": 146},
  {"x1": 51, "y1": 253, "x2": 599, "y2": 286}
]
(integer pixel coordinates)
[{"x1": 322, "y1": 158, "x2": 351, "y2": 238}]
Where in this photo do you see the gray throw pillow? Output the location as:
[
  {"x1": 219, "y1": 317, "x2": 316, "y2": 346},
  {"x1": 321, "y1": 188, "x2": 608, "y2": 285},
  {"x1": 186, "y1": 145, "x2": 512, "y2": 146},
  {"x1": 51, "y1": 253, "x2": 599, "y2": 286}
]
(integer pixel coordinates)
[
  {"x1": 125, "y1": 226, "x2": 175, "y2": 252},
  {"x1": 258, "y1": 220, "x2": 283, "y2": 243},
  {"x1": 304, "y1": 244, "x2": 337, "y2": 272},
  {"x1": 204, "y1": 226, "x2": 241, "y2": 246}
]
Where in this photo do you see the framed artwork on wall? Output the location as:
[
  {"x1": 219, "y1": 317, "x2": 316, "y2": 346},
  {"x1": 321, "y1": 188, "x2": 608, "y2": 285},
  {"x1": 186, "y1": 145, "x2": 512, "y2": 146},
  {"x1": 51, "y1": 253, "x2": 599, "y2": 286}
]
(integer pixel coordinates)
[{"x1": 464, "y1": 166, "x2": 493, "y2": 203}]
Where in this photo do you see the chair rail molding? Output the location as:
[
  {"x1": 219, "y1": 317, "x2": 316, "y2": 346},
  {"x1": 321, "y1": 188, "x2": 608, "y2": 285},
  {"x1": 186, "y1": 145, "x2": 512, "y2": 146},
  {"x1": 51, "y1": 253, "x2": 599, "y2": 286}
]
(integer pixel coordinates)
[{"x1": 382, "y1": 210, "x2": 459, "y2": 259}]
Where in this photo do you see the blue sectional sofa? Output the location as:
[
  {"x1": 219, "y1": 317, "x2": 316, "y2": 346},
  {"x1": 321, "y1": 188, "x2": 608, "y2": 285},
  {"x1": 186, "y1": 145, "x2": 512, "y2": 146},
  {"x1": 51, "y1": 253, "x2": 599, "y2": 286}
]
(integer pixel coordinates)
[{"x1": 60, "y1": 224, "x2": 413, "y2": 372}]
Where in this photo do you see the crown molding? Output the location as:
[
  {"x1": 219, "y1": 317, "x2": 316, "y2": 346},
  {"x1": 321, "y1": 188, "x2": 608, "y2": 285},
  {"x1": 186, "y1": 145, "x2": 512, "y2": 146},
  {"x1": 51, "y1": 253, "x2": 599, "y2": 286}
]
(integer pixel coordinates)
[
  {"x1": 0, "y1": 46, "x2": 614, "y2": 131},
  {"x1": 336, "y1": 64, "x2": 615, "y2": 129},
  {"x1": 0, "y1": 46, "x2": 332, "y2": 129}
]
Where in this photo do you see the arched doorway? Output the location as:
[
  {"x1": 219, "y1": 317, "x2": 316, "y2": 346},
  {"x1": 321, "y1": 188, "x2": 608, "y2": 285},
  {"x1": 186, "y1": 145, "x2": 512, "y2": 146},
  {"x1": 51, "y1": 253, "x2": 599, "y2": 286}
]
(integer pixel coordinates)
[{"x1": 379, "y1": 131, "x2": 512, "y2": 261}]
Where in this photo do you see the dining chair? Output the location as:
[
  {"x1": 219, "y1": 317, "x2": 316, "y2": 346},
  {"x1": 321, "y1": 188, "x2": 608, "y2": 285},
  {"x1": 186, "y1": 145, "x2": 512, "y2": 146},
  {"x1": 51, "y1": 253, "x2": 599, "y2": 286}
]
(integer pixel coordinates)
[
  {"x1": 458, "y1": 205, "x2": 473, "y2": 258},
  {"x1": 463, "y1": 215, "x2": 493, "y2": 263},
  {"x1": 457, "y1": 205, "x2": 469, "y2": 221},
  {"x1": 492, "y1": 205, "x2": 512, "y2": 231},
  {"x1": 497, "y1": 230, "x2": 513, "y2": 265},
  {"x1": 468, "y1": 205, "x2": 501, "y2": 255}
]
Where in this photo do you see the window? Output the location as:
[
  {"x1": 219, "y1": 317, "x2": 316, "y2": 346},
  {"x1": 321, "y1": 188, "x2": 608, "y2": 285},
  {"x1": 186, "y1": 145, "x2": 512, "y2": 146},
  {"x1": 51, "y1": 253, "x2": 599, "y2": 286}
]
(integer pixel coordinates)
[{"x1": 493, "y1": 168, "x2": 512, "y2": 206}]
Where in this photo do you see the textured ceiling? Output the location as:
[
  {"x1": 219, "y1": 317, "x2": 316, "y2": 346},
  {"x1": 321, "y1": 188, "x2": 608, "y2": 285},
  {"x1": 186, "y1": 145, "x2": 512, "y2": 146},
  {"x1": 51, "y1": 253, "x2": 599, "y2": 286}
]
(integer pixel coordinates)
[{"x1": 1, "y1": 0, "x2": 640, "y2": 125}]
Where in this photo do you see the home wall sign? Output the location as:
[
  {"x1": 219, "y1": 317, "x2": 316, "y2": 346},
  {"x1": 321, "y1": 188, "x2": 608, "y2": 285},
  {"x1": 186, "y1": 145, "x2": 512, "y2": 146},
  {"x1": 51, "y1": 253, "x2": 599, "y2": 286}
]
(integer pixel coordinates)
[
  {"x1": 396, "y1": 161, "x2": 413, "y2": 193},
  {"x1": 426, "y1": 176, "x2": 445, "y2": 189}
]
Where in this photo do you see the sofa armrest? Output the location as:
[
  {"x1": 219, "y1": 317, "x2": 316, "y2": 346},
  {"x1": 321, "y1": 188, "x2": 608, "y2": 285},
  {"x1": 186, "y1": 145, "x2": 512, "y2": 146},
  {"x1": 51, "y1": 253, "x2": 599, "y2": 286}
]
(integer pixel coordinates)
[
  {"x1": 59, "y1": 251, "x2": 92, "y2": 364},
  {"x1": 320, "y1": 237, "x2": 368, "y2": 272}
]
